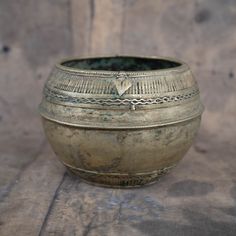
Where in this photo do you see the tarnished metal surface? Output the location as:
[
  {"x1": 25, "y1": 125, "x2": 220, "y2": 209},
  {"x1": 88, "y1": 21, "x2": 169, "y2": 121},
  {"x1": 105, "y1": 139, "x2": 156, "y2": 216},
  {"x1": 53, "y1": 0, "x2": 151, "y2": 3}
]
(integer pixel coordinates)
[
  {"x1": 39, "y1": 56, "x2": 203, "y2": 187},
  {"x1": 1, "y1": 1, "x2": 236, "y2": 235}
]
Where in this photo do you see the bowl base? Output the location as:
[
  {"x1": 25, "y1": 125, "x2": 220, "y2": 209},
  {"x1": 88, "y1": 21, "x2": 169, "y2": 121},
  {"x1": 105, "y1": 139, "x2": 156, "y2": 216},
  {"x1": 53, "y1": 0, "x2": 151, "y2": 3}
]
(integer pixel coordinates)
[{"x1": 64, "y1": 162, "x2": 175, "y2": 188}]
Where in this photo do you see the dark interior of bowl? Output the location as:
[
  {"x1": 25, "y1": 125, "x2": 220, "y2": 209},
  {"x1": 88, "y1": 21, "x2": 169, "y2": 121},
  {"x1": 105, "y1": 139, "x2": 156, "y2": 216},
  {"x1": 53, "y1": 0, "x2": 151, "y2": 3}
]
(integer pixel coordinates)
[{"x1": 61, "y1": 56, "x2": 181, "y2": 71}]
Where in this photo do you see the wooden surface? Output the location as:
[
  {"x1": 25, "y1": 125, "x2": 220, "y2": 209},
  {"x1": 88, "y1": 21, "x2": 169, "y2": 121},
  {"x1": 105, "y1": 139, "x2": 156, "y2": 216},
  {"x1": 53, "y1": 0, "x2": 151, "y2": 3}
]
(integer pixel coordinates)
[{"x1": 0, "y1": 0, "x2": 236, "y2": 235}]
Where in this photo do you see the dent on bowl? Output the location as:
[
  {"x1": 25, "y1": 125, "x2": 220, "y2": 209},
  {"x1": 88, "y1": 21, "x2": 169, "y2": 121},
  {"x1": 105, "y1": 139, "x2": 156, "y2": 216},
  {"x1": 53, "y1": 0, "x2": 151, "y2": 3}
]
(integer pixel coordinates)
[{"x1": 39, "y1": 56, "x2": 204, "y2": 188}]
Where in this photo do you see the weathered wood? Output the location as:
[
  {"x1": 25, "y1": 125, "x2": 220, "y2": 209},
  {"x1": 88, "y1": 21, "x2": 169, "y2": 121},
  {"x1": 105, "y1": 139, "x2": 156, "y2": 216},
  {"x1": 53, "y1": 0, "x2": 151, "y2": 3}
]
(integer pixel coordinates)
[
  {"x1": 89, "y1": 0, "x2": 125, "y2": 55},
  {"x1": 0, "y1": 0, "x2": 236, "y2": 235},
  {"x1": 71, "y1": 0, "x2": 125, "y2": 56},
  {"x1": 0, "y1": 0, "x2": 73, "y2": 192},
  {"x1": 19, "y1": 144, "x2": 236, "y2": 236},
  {"x1": 0, "y1": 146, "x2": 65, "y2": 236},
  {"x1": 0, "y1": 0, "x2": 73, "y2": 235},
  {"x1": 71, "y1": 0, "x2": 92, "y2": 56}
]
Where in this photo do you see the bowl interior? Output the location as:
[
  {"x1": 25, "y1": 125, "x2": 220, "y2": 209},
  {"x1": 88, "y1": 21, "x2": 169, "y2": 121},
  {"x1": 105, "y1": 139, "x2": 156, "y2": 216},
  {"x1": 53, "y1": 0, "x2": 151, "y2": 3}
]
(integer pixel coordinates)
[{"x1": 61, "y1": 56, "x2": 181, "y2": 71}]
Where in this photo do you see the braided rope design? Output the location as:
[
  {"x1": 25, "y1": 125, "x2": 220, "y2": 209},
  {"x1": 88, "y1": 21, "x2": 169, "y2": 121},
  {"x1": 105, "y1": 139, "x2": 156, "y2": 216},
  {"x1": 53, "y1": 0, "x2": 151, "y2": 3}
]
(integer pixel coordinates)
[{"x1": 44, "y1": 87, "x2": 199, "y2": 107}]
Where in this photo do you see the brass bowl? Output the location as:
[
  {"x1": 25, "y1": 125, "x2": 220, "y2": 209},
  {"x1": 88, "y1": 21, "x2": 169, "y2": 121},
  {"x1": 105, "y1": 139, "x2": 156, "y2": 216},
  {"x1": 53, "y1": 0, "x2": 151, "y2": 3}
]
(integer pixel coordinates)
[{"x1": 39, "y1": 56, "x2": 203, "y2": 188}]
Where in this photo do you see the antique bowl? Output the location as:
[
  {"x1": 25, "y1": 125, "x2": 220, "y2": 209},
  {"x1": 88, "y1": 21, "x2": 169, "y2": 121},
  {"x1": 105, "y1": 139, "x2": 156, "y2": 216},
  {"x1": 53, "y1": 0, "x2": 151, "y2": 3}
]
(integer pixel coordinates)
[{"x1": 39, "y1": 56, "x2": 204, "y2": 188}]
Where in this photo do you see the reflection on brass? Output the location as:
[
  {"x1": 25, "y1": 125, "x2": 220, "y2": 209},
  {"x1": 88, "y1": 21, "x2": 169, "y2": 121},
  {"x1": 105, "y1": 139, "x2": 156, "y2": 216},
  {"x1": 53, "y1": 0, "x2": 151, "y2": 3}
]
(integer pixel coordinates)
[{"x1": 39, "y1": 56, "x2": 204, "y2": 188}]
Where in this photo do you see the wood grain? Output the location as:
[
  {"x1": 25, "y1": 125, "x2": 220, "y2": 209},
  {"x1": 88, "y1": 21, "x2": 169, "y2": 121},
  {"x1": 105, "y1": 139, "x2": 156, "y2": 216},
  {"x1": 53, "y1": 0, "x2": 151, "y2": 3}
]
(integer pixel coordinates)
[
  {"x1": 89, "y1": 0, "x2": 125, "y2": 55},
  {"x1": 0, "y1": 0, "x2": 236, "y2": 235},
  {"x1": 0, "y1": 146, "x2": 65, "y2": 236},
  {"x1": 71, "y1": 0, "x2": 92, "y2": 56}
]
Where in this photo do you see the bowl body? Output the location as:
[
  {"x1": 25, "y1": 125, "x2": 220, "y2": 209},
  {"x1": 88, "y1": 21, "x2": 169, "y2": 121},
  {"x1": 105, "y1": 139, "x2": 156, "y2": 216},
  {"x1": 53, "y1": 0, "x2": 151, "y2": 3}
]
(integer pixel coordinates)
[{"x1": 39, "y1": 56, "x2": 203, "y2": 188}]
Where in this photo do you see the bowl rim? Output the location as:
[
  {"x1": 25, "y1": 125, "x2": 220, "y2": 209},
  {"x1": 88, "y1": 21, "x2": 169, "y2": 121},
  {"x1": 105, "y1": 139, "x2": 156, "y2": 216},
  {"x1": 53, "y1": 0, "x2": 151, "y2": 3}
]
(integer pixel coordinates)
[{"x1": 55, "y1": 55, "x2": 189, "y2": 76}]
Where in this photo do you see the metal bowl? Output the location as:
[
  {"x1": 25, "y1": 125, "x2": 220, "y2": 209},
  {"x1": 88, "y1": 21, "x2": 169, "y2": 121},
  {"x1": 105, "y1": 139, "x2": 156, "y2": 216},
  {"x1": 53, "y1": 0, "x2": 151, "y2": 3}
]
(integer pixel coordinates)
[{"x1": 39, "y1": 56, "x2": 203, "y2": 188}]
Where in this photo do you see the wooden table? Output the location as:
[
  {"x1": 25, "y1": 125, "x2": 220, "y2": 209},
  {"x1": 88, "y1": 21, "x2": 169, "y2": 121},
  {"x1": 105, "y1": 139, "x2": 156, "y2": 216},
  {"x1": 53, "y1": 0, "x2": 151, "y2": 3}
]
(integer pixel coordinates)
[
  {"x1": 1, "y1": 124, "x2": 236, "y2": 235},
  {"x1": 0, "y1": 0, "x2": 236, "y2": 235}
]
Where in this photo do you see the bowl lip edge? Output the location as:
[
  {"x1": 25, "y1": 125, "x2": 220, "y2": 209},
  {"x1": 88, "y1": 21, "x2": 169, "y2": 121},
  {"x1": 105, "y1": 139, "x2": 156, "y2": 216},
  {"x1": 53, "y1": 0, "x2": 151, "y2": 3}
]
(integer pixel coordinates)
[{"x1": 55, "y1": 55, "x2": 190, "y2": 75}]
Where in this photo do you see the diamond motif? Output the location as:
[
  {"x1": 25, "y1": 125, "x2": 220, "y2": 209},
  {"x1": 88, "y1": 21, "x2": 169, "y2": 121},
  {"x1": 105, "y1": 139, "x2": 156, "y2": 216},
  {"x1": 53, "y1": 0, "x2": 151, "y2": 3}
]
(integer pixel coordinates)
[{"x1": 113, "y1": 72, "x2": 132, "y2": 96}]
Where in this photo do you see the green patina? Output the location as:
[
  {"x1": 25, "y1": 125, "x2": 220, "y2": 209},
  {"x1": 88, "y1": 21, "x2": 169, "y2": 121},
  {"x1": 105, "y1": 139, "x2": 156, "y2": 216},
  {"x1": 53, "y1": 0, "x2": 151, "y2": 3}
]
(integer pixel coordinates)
[{"x1": 62, "y1": 56, "x2": 181, "y2": 71}]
